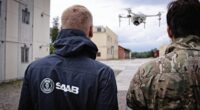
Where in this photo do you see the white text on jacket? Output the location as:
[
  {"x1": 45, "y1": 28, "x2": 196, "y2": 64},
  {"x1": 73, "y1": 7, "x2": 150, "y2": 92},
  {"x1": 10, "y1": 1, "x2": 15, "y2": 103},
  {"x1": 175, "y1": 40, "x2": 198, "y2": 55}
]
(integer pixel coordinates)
[{"x1": 56, "y1": 82, "x2": 79, "y2": 94}]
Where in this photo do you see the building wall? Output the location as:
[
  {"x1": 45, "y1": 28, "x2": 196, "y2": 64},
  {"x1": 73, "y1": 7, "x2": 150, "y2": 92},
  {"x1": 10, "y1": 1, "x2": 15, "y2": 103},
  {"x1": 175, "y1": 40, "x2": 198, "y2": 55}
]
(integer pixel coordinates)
[
  {"x1": 5, "y1": 0, "x2": 20, "y2": 80},
  {"x1": 5, "y1": 0, "x2": 34, "y2": 80},
  {"x1": 91, "y1": 32, "x2": 107, "y2": 60},
  {"x1": 17, "y1": 0, "x2": 34, "y2": 78},
  {"x1": 0, "y1": 0, "x2": 6, "y2": 82},
  {"x1": 33, "y1": 0, "x2": 50, "y2": 60},
  {"x1": 118, "y1": 46, "x2": 125, "y2": 59},
  {"x1": 0, "y1": 0, "x2": 50, "y2": 82},
  {"x1": 124, "y1": 50, "x2": 131, "y2": 59},
  {"x1": 118, "y1": 46, "x2": 131, "y2": 59},
  {"x1": 105, "y1": 27, "x2": 118, "y2": 59},
  {"x1": 92, "y1": 26, "x2": 118, "y2": 60}
]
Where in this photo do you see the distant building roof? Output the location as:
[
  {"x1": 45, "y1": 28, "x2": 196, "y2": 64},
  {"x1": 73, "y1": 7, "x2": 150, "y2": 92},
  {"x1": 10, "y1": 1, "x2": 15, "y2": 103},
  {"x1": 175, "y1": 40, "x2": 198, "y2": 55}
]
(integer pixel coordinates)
[{"x1": 118, "y1": 45, "x2": 131, "y2": 52}]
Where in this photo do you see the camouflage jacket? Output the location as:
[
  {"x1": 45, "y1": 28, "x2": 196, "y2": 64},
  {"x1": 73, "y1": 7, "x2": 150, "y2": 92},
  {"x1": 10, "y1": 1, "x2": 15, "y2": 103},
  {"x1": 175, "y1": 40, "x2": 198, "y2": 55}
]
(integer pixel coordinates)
[{"x1": 126, "y1": 35, "x2": 200, "y2": 110}]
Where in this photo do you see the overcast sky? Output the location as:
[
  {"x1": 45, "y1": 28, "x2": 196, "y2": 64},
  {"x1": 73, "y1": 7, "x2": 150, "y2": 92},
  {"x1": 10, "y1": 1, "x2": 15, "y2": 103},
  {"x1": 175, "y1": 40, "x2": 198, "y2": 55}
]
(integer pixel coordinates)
[{"x1": 50, "y1": 0, "x2": 172, "y2": 52}]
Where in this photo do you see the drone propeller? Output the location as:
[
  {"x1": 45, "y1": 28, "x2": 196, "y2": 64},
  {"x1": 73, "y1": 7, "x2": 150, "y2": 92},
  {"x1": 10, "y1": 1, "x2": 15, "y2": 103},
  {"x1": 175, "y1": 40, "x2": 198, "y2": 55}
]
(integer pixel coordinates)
[
  {"x1": 123, "y1": 8, "x2": 132, "y2": 11},
  {"x1": 121, "y1": 8, "x2": 133, "y2": 15}
]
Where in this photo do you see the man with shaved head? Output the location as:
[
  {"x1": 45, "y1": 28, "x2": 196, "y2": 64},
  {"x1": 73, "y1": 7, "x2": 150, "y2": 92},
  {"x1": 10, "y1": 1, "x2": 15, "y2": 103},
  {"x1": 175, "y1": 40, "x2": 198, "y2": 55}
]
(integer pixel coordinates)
[
  {"x1": 18, "y1": 5, "x2": 118, "y2": 110},
  {"x1": 61, "y1": 5, "x2": 93, "y2": 37}
]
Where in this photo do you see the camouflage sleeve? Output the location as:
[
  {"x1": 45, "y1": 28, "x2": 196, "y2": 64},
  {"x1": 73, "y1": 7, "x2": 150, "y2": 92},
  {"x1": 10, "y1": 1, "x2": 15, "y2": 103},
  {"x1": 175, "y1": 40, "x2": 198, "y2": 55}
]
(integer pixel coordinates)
[{"x1": 126, "y1": 68, "x2": 147, "y2": 110}]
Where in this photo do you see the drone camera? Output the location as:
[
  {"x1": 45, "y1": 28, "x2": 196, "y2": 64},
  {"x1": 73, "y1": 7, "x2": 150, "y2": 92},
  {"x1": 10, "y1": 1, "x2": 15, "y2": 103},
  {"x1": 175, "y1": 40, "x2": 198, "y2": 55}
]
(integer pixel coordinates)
[
  {"x1": 133, "y1": 20, "x2": 140, "y2": 26},
  {"x1": 132, "y1": 17, "x2": 143, "y2": 26}
]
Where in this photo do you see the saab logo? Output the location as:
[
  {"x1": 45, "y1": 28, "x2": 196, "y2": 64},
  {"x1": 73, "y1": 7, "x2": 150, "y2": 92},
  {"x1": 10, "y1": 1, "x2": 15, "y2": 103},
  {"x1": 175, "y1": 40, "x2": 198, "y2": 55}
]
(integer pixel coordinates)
[
  {"x1": 56, "y1": 82, "x2": 79, "y2": 94},
  {"x1": 40, "y1": 78, "x2": 54, "y2": 94}
]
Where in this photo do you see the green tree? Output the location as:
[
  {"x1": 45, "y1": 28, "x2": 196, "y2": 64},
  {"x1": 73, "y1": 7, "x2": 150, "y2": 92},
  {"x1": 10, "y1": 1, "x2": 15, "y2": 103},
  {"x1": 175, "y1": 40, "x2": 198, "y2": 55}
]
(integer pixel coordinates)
[
  {"x1": 50, "y1": 17, "x2": 59, "y2": 54},
  {"x1": 131, "y1": 49, "x2": 158, "y2": 58}
]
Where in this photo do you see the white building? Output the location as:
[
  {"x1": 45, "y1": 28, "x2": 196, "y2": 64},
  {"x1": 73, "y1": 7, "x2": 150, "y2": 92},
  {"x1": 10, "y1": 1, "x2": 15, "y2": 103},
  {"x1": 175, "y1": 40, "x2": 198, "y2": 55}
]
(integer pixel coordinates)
[{"x1": 0, "y1": 0, "x2": 50, "y2": 82}]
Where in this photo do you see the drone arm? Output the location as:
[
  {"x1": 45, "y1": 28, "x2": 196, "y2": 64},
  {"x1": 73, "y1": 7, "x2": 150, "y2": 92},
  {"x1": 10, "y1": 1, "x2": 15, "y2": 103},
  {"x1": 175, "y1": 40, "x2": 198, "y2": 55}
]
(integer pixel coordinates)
[
  {"x1": 119, "y1": 16, "x2": 128, "y2": 18},
  {"x1": 145, "y1": 15, "x2": 159, "y2": 17},
  {"x1": 130, "y1": 12, "x2": 137, "y2": 16}
]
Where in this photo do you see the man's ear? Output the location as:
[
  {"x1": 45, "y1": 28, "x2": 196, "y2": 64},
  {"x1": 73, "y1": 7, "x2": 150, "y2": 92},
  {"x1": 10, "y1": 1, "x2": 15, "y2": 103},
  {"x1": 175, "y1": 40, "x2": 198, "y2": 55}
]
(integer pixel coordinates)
[
  {"x1": 167, "y1": 27, "x2": 173, "y2": 39},
  {"x1": 89, "y1": 26, "x2": 93, "y2": 38}
]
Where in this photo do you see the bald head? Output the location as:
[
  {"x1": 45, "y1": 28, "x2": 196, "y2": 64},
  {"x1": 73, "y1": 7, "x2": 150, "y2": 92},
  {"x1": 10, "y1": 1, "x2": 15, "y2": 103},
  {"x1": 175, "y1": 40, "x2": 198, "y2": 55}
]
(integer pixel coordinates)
[{"x1": 61, "y1": 5, "x2": 93, "y2": 37}]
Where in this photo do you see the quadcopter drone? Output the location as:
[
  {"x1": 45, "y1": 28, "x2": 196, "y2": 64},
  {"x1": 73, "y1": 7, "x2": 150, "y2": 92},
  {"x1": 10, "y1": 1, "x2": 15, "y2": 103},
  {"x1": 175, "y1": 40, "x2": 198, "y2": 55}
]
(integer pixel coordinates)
[{"x1": 119, "y1": 8, "x2": 162, "y2": 28}]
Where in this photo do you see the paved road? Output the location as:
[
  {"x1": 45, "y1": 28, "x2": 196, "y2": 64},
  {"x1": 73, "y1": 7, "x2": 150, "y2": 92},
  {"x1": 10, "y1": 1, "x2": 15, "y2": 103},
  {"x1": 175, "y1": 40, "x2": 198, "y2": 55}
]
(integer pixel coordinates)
[{"x1": 100, "y1": 58, "x2": 154, "y2": 110}]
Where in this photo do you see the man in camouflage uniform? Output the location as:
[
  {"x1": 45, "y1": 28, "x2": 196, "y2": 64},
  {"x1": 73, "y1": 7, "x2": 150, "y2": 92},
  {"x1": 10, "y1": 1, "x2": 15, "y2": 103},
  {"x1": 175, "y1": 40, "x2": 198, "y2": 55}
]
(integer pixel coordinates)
[{"x1": 126, "y1": 0, "x2": 200, "y2": 110}]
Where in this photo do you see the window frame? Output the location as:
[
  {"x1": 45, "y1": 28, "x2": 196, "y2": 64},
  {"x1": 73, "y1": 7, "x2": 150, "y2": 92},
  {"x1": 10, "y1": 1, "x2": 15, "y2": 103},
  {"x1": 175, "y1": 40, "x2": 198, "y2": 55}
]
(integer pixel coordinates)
[
  {"x1": 22, "y1": 8, "x2": 30, "y2": 24},
  {"x1": 21, "y1": 45, "x2": 29, "y2": 63}
]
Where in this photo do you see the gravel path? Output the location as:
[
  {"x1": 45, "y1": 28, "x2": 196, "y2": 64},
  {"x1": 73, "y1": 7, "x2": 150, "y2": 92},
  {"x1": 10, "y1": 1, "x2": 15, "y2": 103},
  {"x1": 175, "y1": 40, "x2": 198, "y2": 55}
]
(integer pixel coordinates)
[{"x1": 0, "y1": 81, "x2": 22, "y2": 110}]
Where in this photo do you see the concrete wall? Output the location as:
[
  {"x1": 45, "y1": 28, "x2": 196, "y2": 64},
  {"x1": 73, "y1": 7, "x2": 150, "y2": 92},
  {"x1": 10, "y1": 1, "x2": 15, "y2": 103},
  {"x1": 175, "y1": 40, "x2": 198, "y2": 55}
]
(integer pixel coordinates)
[
  {"x1": 0, "y1": 0, "x2": 6, "y2": 82},
  {"x1": 0, "y1": 0, "x2": 50, "y2": 82},
  {"x1": 5, "y1": 0, "x2": 34, "y2": 80},
  {"x1": 105, "y1": 27, "x2": 118, "y2": 59},
  {"x1": 91, "y1": 32, "x2": 107, "y2": 60},
  {"x1": 18, "y1": 0, "x2": 33, "y2": 78},
  {"x1": 33, "y1": 0, "x2": 50, "y2": 60},
  {"x1": 92, "y1": 26, "x2": 118, "y2": 60},
  {"x1": 5, "y1": 0, "x2": 19, "y2": 80}
]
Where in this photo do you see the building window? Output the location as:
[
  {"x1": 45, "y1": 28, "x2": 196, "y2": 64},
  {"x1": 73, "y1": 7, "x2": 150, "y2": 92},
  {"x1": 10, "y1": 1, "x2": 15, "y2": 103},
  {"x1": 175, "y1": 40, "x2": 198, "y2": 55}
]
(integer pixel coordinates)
[
  {"x1": 22, "y1": 8, "x2": 30, "y2": 24},
  {"x1": 21, "y1": 45, "x2": 29, "y2": 63},
  {"x1": 97, "y1": 52, "x2": 101, "y2": 57},
  {"x1": 97, "y1": 27, "x2": 101, "y2": 32},
  {"x1": 0, "y1": 1, "x2": 2, "y2": 17}
]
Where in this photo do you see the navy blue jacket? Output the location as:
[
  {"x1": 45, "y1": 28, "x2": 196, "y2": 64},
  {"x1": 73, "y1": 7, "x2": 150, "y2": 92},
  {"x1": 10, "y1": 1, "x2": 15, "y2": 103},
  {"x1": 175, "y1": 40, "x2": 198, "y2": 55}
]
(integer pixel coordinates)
[{"x1": 18, "y1": 29, "x2": 118, "y2": 110}]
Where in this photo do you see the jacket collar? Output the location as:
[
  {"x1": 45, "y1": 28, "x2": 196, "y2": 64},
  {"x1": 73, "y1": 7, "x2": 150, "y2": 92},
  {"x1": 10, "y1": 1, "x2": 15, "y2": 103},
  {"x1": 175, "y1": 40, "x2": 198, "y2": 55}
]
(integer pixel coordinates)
[
  {"x1": 53, "y1": 29, "x2": 98, "y2": 59},
  {"x1": 56, "y1": 29, "x2": 87, "y2": 39},
  {"x1": 165, "y1": 35, "x2": 200, "y2": 54}
]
